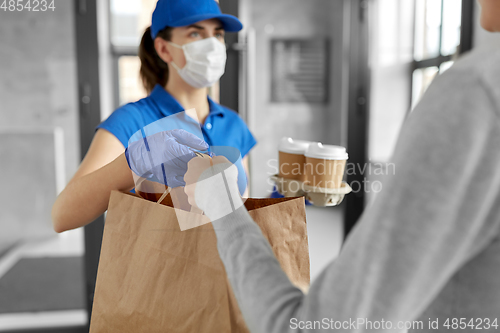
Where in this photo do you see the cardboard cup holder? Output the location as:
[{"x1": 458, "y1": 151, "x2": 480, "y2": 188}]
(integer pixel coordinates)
[
  {"x1": 270, "y1": 174, "x2": 352, "y2": 207},
  {"x1": 302, "y1": 182, "x2": 352, "y2": 207}
]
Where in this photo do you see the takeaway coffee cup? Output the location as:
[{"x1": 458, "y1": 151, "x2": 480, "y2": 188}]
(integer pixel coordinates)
[
  {"x1": 278, "y1": 137, "x2": 313, "y2": 182},
  {"x1": 304, "y1": 143, "x2": 348, "y2": 189}
]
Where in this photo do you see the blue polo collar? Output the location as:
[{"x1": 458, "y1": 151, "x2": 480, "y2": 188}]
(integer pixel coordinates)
[
  {"x1": 207, "y1": 96, "x2": 225, "y2": 117},
  {"x1": 150, "y1": 84, "x2": 225, "y2": 118}
]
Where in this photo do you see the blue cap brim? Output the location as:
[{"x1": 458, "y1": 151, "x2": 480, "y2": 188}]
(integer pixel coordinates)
[{"x1": 168, "y1": 13, "x2": 243, "y2": 32}]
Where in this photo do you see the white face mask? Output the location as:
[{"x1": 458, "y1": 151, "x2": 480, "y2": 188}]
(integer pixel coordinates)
[{"x1": 169, "y1": 37, "x2": 227, "y2": 89}]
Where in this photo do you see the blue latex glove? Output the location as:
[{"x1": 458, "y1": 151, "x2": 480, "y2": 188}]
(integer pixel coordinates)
[{"x1": 125, "y1": 129, "x2": 209, "y2": 188}]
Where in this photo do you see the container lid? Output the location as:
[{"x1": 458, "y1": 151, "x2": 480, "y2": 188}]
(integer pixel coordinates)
[
  {"x1": 305, "y1": 142, "x2": 348, "y2": 160},
  {"x1": 278, "y1": 137, "x2": 313, "y2": 154}
]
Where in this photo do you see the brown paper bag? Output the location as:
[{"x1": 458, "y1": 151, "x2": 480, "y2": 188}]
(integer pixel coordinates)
[{"x1": 89, "y1": 190, "x2": 310, "y2": 333}]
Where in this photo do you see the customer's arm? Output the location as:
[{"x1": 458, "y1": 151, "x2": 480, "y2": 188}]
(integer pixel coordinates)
[
  {"x1": 210, "y1": 69, "x2": 500, "y2": 332},
  {"x1": 52, "y1": 129, "x2": 134, "y2": 233}
]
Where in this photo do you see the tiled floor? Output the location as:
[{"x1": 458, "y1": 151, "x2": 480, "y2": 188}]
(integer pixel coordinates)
[
  {"x1": 0, "y1": 229, "x2": 87, "y2": 331},
  {"x1": 0, "y1": 228, "x2": 84, "y2": 277},
  {"x1": 0, "y1": 205, "x2": 343, "y2": 331}
]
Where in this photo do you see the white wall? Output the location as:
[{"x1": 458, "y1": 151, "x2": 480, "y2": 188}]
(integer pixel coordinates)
[
  {"x1": 244, "y1": 0, "x2": 347, "y2": 197},
  {"x1": 0, "y1": 4, "x2": 79, "y2": 253}
]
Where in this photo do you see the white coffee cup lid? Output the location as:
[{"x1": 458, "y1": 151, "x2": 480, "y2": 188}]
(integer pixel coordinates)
[
  {"x1": 278, "y1": 137, "x2": 313, "y2": 154},
  {"x1": 305, "y1": 142, "x2": 348, "y2": 160}
]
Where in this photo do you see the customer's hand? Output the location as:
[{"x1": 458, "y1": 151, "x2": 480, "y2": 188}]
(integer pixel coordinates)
[
  {"x1": 184, "y1": 155, "x2": 243, "y2": 220},
  {"x1": 125, "y1": 129, "x2": 209, "y2": 188}
]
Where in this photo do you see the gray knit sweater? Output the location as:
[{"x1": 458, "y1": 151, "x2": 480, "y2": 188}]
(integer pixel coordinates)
[{"x1": 212, "y1": 46, "x2": 500, "y2": 332}]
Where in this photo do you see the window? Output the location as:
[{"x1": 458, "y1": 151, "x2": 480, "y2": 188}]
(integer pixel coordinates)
[
  {"x1": 368, "y1": 0, "x2": 415, "y2": 163},
  {"x1": 118, "y1": 56, "x2": 147, "y2": 106},
  {"x1": 411, "y1": 0, "x2": 462, "y2": 108},
  {"x1": 110, "y1": 0, "x2": 157, "y2": 105},
  {"x1": 368, "y1": 0, "x2": 466, "y2": 163}
]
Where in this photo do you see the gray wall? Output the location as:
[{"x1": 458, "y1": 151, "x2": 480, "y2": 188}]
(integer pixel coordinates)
[
  {"x1": 0, "y1": 3, "x2": 79, "y2": 253},
  {"x1": 245, "y1": 0, "x2": 346, "y2": 197}
]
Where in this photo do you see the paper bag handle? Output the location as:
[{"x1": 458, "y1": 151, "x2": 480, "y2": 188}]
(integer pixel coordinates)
[{"x1": 157, "y1": 187, "x2": 171, "y2": 204}]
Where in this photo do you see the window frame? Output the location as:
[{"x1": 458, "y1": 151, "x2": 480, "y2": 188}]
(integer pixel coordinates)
[{"x1": 409, "y1": 0, "x2": 474, "y2": 110}]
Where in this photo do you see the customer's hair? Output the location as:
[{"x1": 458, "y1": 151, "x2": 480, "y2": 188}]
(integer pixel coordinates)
[{"x1": 139, "y1": 26, "x2": 174, "y2": 94}]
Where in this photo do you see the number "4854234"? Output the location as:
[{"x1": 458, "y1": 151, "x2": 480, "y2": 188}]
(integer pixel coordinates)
[
  {"x1": 1, "y1": 0, "x2": 56, "y2": 12},
  {"x1": 443, "y1": 318, "x2": 498, "y2": 330}
]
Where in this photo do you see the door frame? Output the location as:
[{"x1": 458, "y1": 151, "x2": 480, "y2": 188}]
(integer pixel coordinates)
[
  {"x1": 74, "y1": 0, "x2": 104, "y2": 328},
  {"x1": 219, "y1": 0, "x2": 241, "y2": 112},
  {"x1": 343, "y1": 0, "x2": 370, "y2": 237}
]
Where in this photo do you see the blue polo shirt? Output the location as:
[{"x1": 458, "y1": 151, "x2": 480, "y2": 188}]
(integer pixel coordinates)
[{"x1": 96, "y1": 84, "x2": 257, "y2": 158}]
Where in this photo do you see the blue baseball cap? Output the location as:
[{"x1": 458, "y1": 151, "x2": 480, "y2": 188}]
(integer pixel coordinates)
[{"x1": 151, "y1": 0, "x2": 243, "y2": 39}]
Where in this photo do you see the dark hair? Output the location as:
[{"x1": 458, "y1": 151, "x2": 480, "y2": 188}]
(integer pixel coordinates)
[{"x1": 139, "y1": 26, "x2": 174, "y2": 94}]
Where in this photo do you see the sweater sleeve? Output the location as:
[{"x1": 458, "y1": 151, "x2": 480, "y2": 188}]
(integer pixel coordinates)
[{"x1": 212, "y1": 66, "x2": 500, "y2": 332}]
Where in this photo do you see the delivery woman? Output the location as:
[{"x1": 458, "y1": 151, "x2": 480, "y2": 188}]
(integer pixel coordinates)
[{"x1": 51, "y1": 0, "x2": 256, "y2": 232}]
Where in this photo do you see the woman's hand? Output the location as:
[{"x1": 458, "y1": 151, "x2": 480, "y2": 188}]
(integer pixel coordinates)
[
  {"x1": 125, "y1": 129, "x2": 209, "y2": 188},
  {"x1": 184, "y1": 155, "x2": 243, "y2": 220}
]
